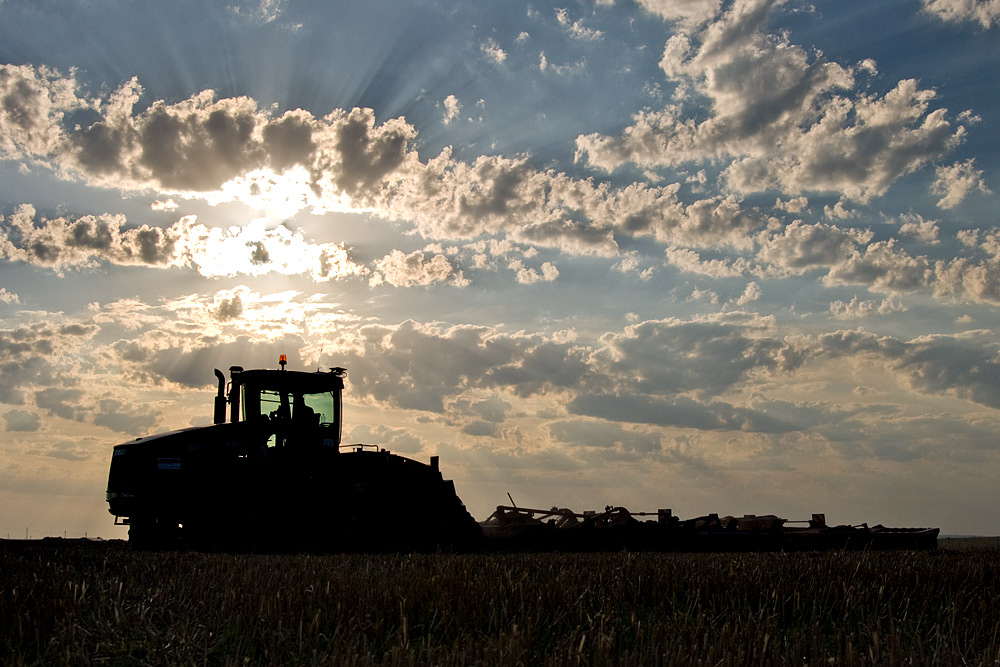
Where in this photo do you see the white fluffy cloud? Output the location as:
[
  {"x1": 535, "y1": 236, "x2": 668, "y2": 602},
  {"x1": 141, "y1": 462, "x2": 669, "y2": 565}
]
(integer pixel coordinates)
[
  {"x1": 921, "y1": 0, "x2": 1000, "y2": 27},
  {"x1": 931, "y1": 159, "x2": 992, "y2": 209},
  {"x1": 634, "y1": 0, "x2": 724, "y2": 28},
  {"x1": 0, "y1": 288, "x2": 20, "y2": 304},
  {"x1": 370, "y1": 249, "x2": 468, "y2": 287},
  {"x1": 0, "y1": 64, "x2": 89, "y2": 160},
  {"x1": 508, "y1": 259, "x2": 559, "y2": 284},
  {"x1": 829, "y1": 295, "x2": 906, "y2": 320},
  {"x1": 442, "y1": 95, "x2": 461, "y2": 124},
  {"x1": 575, "y1": 0, "x2": 968, "y2": 202},
  {"x1": 555, "y1": 7, "x2": 604, "y2": 40}
]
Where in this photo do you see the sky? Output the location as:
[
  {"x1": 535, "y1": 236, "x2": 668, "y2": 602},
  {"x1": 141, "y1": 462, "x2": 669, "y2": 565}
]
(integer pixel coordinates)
[{"x1": 1, "y1": 0, "x2": 999, "y2": 539}]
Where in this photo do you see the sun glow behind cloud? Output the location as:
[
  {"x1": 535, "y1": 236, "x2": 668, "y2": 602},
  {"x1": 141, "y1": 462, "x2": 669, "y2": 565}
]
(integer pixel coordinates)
[
  {"x1": 174, "y1": 217, "x2": 366, "y2": 281},
  {"x1": 209, "y1": 166, "x2": 316, "y2": 220}
]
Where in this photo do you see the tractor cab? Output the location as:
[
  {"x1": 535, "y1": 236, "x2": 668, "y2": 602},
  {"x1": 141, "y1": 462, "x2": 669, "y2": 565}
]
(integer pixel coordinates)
[{"x1": 215, "y1": 356, "x2": 346, "y2": 450}]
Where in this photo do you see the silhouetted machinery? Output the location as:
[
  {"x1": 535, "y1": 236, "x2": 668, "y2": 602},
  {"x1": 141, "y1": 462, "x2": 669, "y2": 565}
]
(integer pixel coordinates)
[
  {"x1": 107, "y1": 357, "x2": 938, "y2": 552},
  {"x1": 106, "y1": 356, "x2": 481, "y2": 551}
]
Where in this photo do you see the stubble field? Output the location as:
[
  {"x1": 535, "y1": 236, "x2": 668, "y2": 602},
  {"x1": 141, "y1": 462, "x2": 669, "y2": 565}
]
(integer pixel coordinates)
[{"x1": 1, "y1": 539, "x2": 997, "y2": 666}]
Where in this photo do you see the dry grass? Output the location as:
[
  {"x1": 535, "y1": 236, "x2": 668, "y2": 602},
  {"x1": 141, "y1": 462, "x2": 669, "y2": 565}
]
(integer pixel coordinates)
[{"x1": 1, "y1": 539, "x2": 998, "y2": 666}]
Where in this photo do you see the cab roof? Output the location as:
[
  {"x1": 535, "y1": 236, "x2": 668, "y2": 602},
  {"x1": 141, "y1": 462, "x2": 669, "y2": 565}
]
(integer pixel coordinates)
[{"x1": 234, "y1": 368, "x2": 345, "y2": 394}]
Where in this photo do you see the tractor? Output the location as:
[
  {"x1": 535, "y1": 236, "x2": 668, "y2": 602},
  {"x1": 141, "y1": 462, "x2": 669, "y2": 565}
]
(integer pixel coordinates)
[{"x1": 106, "y1": 356, "x2": 481, "y2": 551}]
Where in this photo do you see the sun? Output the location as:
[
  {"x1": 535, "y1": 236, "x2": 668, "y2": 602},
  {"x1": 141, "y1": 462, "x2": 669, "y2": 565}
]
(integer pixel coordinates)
[{"x1": 210, "y1": 166, "x2": 316, "y2": 222}]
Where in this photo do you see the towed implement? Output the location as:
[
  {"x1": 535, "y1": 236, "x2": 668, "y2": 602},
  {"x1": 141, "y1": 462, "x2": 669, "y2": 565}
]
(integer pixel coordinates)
[
  {"x1": 480, "y1": 505, "x2": 939, "y2": 552},
  {"x1": 107, "y1": 358, "x2": 938, "y2": 552}
]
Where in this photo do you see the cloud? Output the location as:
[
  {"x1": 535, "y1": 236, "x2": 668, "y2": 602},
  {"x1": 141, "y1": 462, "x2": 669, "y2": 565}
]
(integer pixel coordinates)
[
  {"x1": 480, "y1": 38, "x2": 507, "y2": 64},
  {"x1": 441, "y1": 95, "x2": 461, "y2": 125},
  {"x1": 549, "y1": 419, "x2": 665, "y2": 458},
  {"x1": 214, "y1": 293, "x2": 244, "y2": 322},
  {"x1": 0, "y1": 204, "x2": 178, "y2": 272},
  {"x1": 0, "y1": 321, "x2": 90, "y2": 405},
  {"x1": 0, "y1": 67, "x2": 415, "y2": 206},
  {"x1": 230, "y1": 0, "x2": 287, "y2": 24},
  {"x1": 665, "y1": 247, "x2": 751, "y2": 277},
  {"x1": 823, "y1": 240, "x2": 933, "y2": 293},
  {"x1": 555, "y1": 8, "x2": 604, "y2": 40},
  {"x1": 150, "y1": 199, "x2": 179, "y2": 212},
  {"x1": 818, "y1": 328, "x2": 1000, "y2": 409},
  {"x1": 757, "y1": 221, "x2": 869, "y2": 275},
  {"x1": 3, "y1": 408, "x2": 40, "y2": 432},
  {"x1": 567, "y1": 392, "x2": 799, "y2": 433},
  {"x1": 931, "y1": 256, "x2": 1000, "y2": 304},
  {"x1": 35, "y1": 387, "x2": 86, "y2": 421},
  {"x1": 128, "y1": 311, "x2": 804, "y2": 437},
  {"x1": 346, "y1": 424, "x2": 423, "y2": 454},
  {"x1": 829, "y1": 296, "x2": 906, "y2": 320},
  {"x1": 370, "y1": 248, "x2": 468, "y2": 287},
  {"x1": 0, "y1": 205, "x2": 365, "y2": 280},
  {"x1": 735, "y1": 281, "x2": 761, "y2": 305},
  {"x1": 921, "y1": 0, "x2": 1000, "y2": 27},
  {"x1": 538, "y1": 51, "x2": 587, "y2": 75},
  {"x1": 634, "y1": 0, "x2": 724, "y2": 28},
  {"x1": 931, "y1": 159, "x2": 992, "y2": 209},
  {"x1": 591, "y1": 314, "x2": 801, "y2": 400},
  {"x1": 318, "y1": 320, "x2": 593, "y2": 412},
  {"x1": 898, "y1": 213, "x2": 940, "y2": 243},
  {"x1": 0, "y1": 65, "x2": 684, "y2": 256},
  {"x1": 0, "y1": 288, "x2": 19, "y2": 304},
  {"x1": 93, "y1": 399, "x2": 159, "y2": 435},
  {"x1": 10, "y1": 288, "x2": 1000, "y2": 478},
  {"x1": 508, "y1": 259, "x2": 559, "y2": 284},
  {"x1": 575, "y1": 1, "x2": 968, "y2": 202},
  {"x1": 0, "y1": 63, "x2": 89, "y2": 160},
  {"x1": 4, "y1": 64, "x2": 829, "y2": 263},
  {"x1": 451, "y1": 395, "x2": 512, "y2": 423},
  {"x1": 37, "y1": 440, "x2": 93, "y2": 461}
]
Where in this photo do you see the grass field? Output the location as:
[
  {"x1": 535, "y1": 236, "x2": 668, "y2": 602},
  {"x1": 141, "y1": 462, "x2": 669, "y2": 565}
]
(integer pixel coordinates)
[{"x1": 1, "y1": 539, "x2": 998, "y2": 666}]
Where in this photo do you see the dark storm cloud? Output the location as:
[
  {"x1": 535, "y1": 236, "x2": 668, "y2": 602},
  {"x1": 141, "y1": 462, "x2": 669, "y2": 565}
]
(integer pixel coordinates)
[
  {"x1": 93, "y1": 399, "x2": 158, "y2": 435},
  {"x1": 40, "y1": 440, "x2": 92, "y2": 461},
  {"x1": 463, "y1": 420, "x2": 502, "y2": 438},
  {"x1": 819, "y1": 329, "x2": 1000, "y2": 409},
  {"x1": 567, "y1": 393, "x2": 795, "y2": 432},
  {"x1": 451, "y1": 396, "x2": 512, "y2": 423},
  {"x1": 137, "y1": 103, "x2": 264, "y2": 190},
  {"x1": 548, "y1": 419, "x2": 664, "y2": 456},
  {"x1": 334, "y1": 321, "x2": 594, "y2": 412},
  {"x1": 3, "y1": 408, "x2": 40, "y2": 432},
  {"x1": 0, "y1": 326, "x2": 66, "y2": 404},
  {"x1": 593, "y1": 317, "x2": 802, "y2": 399},
  {"x1": 35, "y1": 387, "x2": 86, "y2": 421},
  {"x1": 326, "y1": 108, "x2": 414, "y2": 198},
  {"x1": 214, "y1": 294, "x2": 244, "y2": 321},
  {"x1": 262, "y1": 111, "x2": 318, "y2": 172},
  {"x1": 74, "y1": 121, "x2": 129, "y2": 175},
  {"x1": 334, "y1": 322, "x2": 534, "y2": 412}
]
